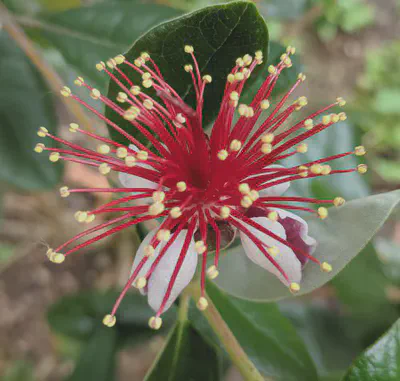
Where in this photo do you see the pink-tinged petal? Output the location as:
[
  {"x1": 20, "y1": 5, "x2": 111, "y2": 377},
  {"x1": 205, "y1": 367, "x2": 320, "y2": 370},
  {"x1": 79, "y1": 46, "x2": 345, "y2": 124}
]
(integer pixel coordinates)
[
  {"x1": 239, "y1": 217, "x2": 301, "y2": 286},
  {"x1": 147, "y1": 230, "x2": 197, "y2": 312}
]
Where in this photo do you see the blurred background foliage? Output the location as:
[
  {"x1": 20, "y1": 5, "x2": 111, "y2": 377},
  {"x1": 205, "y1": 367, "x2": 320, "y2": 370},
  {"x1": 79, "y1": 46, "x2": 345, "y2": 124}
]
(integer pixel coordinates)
[{"x1": 0, "y1": 0, "x2": 399, "y2": 380}]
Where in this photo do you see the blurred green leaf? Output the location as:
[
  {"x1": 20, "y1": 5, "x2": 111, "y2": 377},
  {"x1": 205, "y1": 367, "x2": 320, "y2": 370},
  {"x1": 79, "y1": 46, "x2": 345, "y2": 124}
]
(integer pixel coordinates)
[
  {"x1": 39, "y1": 0, "x2": 81, "y2": 12},
  {"x1": 373, "y1": 158, "x2": 400, "y2": 182},
  {"x1": 343, "y1": 318, "x2": 400, "y2": 381},
  {"x1": 373, "y1": 89, "x2": 400, "y2": 115},
  {"x1": 47, "y1": 290, "x2": 176, "y2": 346},
  {"x1": 67, "y1": 326, "x2": 118, "y2": 381},
  {"x1": 215, "y1": 190, "x2": 400, "y2": 300},
  {"x1": 0, "y1": 243, "x2": 14, "y2": 264},
  {"x1": 375, "y1": 237, "x2": 400, "y2": 285},
  {"x1": 106, "y1": 0, "x2": 269, "y2": 144},
  {"x1": 259, "y1": 0, "x2": 308, "y2": 20},
  {"x1": 206, "y1": 281, "x2": 318, "y2": 380},
  {"x1": 144, "y1": 321, "x2": 223, "y2": 380},
  {"x1": 2, "y1": 360, "x2": 35, "y2": 381},
  {"x1": 0, "y1": 33, "x2": 62, "y2": 190}
]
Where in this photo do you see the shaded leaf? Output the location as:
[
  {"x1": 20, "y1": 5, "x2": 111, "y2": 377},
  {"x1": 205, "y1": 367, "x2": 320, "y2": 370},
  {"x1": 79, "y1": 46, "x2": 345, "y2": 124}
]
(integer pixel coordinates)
[
  {"x1": 0, "y1": 33, "x2": 61, "y2": 190},
  {"x1": 106, "y1": 0, "x2": 269, "y2": 144},
  {"x1": 215, "y1": 190, "x2": 400, "y2": 300},
  {"x1": 144, "y1": 321, "x2": 223, "y2": 380}
]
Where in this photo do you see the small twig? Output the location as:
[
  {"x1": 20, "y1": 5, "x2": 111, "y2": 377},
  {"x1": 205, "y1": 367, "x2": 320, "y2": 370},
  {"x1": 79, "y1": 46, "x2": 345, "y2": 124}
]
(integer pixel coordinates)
[{"x1": 0, "y1": 1, "x2": 95, "y2": 132}]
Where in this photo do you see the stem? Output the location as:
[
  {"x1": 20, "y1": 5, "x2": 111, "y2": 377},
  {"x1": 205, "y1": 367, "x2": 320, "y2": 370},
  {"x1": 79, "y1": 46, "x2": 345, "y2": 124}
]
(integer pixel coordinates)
[
  {"x1": 189, "y1": 284, "x2": 267, "y2": 381},
  {"x1": 0, "y1": 1, "x2": 95, "y2": 132},
  {"x1": 178, "y1": 289, "x2": 190, "y2": 322}
]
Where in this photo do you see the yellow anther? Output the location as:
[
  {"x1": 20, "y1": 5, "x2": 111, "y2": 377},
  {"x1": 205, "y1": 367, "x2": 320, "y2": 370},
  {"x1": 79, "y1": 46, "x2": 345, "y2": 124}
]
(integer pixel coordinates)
[
  {"x1": 74, "y1": 76, "x2": 84, "y2": 86},
  {"x1": 336, "y1": 97, "x2": 346, "y2": 107},
  {"x1": 220, "y1": 206, "x2": 231, "y2": 219},
  {"x1": 176, "y1": 181, "x2": 187, "y2": 192},
  {"x1": 125, "y1": 155, "x2": 136, "y2": 167},
  {"x1": 103, "y1": 314, "x2": 116, "y2": 328},
  {"x1": 203, "y1": 75, "x2": 212, "y2": 83},
  {"x1": 170, "y1": 207, "x2": 182, "y2": 219},
  {"x1": 142, "y1": 72, "x2": 151, "y2": 81},
  {"x1": 106, "y1": 58, "x2": 117, "y2": 69},
  {"x1": 330, "y1": 114, "x2": 340, "y2": 123},
  {"x1": 46, "y1": 249, "x2": 65, "y2": 264},
  {"x1": 322, "y1": 115, "x2": 331, "y2": 125},
  {"x1": 217, "y1": 149, "x2": 229, "y2": 161},
  {"x1": 99, "y1": 163, "x2": 111, "y2": 175},
  {"x1": 230, "y1": 91, "x2": 239, "y2": 101},
  {"x1": 74, "y1": 210, "x2": 88, "y2": 223},
  {"x1": 59, "y1": 186, "x2": 70, "y2": 198},
  {"x1": 298, "y1": 73, "x2": 306, "y2": 81},
  {"x1": 242, "y1": 68, "x2": 251, "y2": 79},
  {"x1": 149, "y1": 202, "x2": 165, "y2": 216},
  {"x1": 338, "y1": 112, "x2": 347, "y2": 121},
  {"x1": 34, "y1": 143, "x2": 45, "y2": 153},
  {"x1": 60, "y1": 86, "x2": 71, "y2": 97},
  {"x1": 85, "y1": 214, "x2": 95, "y2": 223},
  {"x1": 116, "y1": 92, "x2": 128, "y2": 103},
  {"x1": 184, "y1": 64, "x2": 193, "y2": 72},
  {"x1": 134, "y1": 277, "x2": 147, "y2": 289},
  {"x1": 97, "y1": 144, "x2": 110, "y2": 154},
  {"x1": 261, "y1": 133, "x2": 274, "y2": 143},
  {"x1": 321, "y1": 165, "x2": 332, "y2": 175},
  {"x1": 114, "y1": 54, "x2": 126, "y2": 64},
  {"x1": 268, "y1": 211, "x2": 279, "y2": 221},
  {"x1": 156, "y1": 229, "x2": 171, "y2": 241},
  {"x1": 268, "y1": 246, "x2": 279, "y2": 256},
  {"x1": 184, "y1": 45, "x2": 194, "y2": 54},
  {"x1": 69, "y1": 123, "x2": 79, "y2": 132},
  {"x1": 116, "y1": 147, "x2": 128, "y2": 158},
  {"x1": 284, "y1": 57, "x2": 292, "y2": 67},
  {"x1": 357, "y1": 164, "x2": 368, "y2": 174},
  {"x1": 333, "y1": 197, "x2": 345, "y2": 207},
  {"x1": 234, "y1": 72, "x2": 244, "y2": 81},
  {"x1": 236, "y1": 57, "x2": 244, "y2": 67},
  {"x1": 298, "y1": 165, "x2": 308, "y2": 177},
  {"x1": 354, "y1": 146, "x2": 366, "y2": 156},
  {"x1": 249, "y1": 190, "x2": 259, "y2": 201},
  {"x1": 295, "y1": 96, "x2": 308, "y2": 110},
  {"x1": 206, "y1": 265, "x2": 219, "y2": 280},
  {"x1": 134, "y1": 57, "x2": 144, "y2": 67},
  {"x1": 261, "y1": 143, "x2": 272, "y2": 154},
  {"x1": 321, "y1": 262, "x2": 333, "y2": 273},
  {"x1": 297, "y1": 143, "x2": 308, "y2": 153},
  {"x1": 49, "y1": 152, "x2": 60, "y2": 162},
  {"x1": 243, "y1": 54, "x2": 252, "y2": 66},
  {"x1": 238, "y1": 104, "x2": 253, "y2": 118},
  {"x1": 195, "y1": 241, "x2": 206, "y2": 254},
  {"x1": 255, "y1": 50, "x2": 263, "y2": 61},
  {"x1": 37, "y1": 126, "x2": 48, "y2": 137},
  {"x1": 260, "y1": 99, "x2": 270, "y2": 110},
  {"x1": 130, "y1": 86, "x2": 141, "y2": 95},
  {"x1": 304, "y1": 119, "x2": 313, "y2": 130},
  {"x1": 286, "y1": 45, "x2": 293, "y2": 53},
  {"x1": 290, "y1": 282, "x2": 300, "y2": 292},
  {"x1": 142, "y1": 79, "x2": 153, "y2": 88},
  {"x1": 241, "y1": 195, "x2": 253, "y2": 208},
  {"x1": 230, "y1": 139, "x2": 242, "y2": 152},
  {"x1": 137, "y1": 150, "x2": 148, "y2": 161},
  {"x1": 143, "y1": 99, "x2": 154, "y2": 110},
  {"x1": 175, "y1": 113, "x2": 186, "y2": 124},
  {"x1": 152, "y1": 191, "x2": 165, "y2": 203},
  {"x1": 197, "y1": 297, "x2": 209, "y2": 311},
  {"x1": 140, "y1": 52, "x2": 150, "y2": 61},
  {"x1": 148, "y1": 316, "x2": 162, "y2": 330},
  {"x1": 90, "y1": 88, "x2": 101, "y2": 100},
  {"x1": 318, "y1": 207, "x2": 328, "y2": 219},
  {"x1": 310, "y1": 164, "x2": 323, "y2": 175},
  {"x1": 227, "y1": 74, "x2": 235, "y2": 83},
  {"x1": 239, "y1": 183, "x2": 250, "y2": 194},
  {"x1": 96, "y1": 61, "x2": 105, "y2": 71},
  {"x1": 268, "y1": 65, "x2": 277, "y2": 75}
]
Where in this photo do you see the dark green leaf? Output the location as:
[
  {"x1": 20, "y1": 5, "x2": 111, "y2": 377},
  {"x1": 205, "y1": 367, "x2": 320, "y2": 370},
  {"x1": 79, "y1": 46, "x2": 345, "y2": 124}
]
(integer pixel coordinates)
[
  {"x1": 206, "y1": 281, "x2": 318, "y2": 381},
  {"x1": 215, "y1": 190, "x2": 400, "y2": 300},
  {"x1": 0, "y1": 33, "x2": 61, "y2": 190},
  {"x1": 67, "y1": 326, "x2": 118, "y2": 381},
  {"x1": 343, "y1": 319, "x2": 400, "y2": 381},
  {"x1": 106, "y1": 0, "x2": 269, "y2": 144},
  {"x1": 144, "y1": 321, "x2": 223, "y2": 381}
]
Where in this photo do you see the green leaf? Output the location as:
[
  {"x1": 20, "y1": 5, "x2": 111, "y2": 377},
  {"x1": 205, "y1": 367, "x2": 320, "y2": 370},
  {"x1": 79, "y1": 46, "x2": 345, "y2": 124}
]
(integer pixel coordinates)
[
  {"x1": 2, "y1": 360, "x2": 35, "y2": 381},
  {"x1": 259, "y1": 0, "x2": 308, "y2": 20},
  {"x1": 67, "y1": 326, "x2": 118, "y2": 381},
  {"x1": 144, "y1": 321, "x2": 223, "y2": 380},
  {"x1": 373, "y1": 88, "x2": 400, "y2": 115},
  {"x1": 37, "y1": 2, "x2": 182, "y2": 89},
  {"x1": 106, "y1": 0, "x2": 269, "y2": 144},
  {"x1": 0, "y1": 33, "x2": 62, "y2": 190},
  {"x1": 215, "y1": 190, "x2": 400, "y2": 300},
  {"x1": 47, "y1": 290, "x2": 176, "y2": 346},
  {"x1": 343, "y1": 319, "x2": 400, "y2": 381},
  {"x1": 205, "y1": 281, "x2": 318, "y2": 381}
]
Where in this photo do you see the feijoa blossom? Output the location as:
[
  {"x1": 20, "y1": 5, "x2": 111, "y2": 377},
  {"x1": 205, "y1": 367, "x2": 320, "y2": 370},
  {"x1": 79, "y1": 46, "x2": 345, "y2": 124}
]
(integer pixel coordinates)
[{"x1": 36, "y1": 45, "x2": 367, "y2": 330}]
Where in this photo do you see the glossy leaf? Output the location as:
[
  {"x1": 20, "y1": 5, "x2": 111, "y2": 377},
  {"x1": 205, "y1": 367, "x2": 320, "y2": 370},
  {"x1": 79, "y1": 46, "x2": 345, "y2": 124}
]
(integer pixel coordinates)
[
  {"x1": 344, "y1": 319, "x2": 400, "y2": 381},
  {"x1": 215, "y1": 190, "x2": 400, "y2": 300},
  {"x1": 206, "y1": 281, "x2": 318, "y2": 380},
  {"x1": 67, "y1": 326, "x2": 118, "y2": 381},
  {"x1": 144, "y1": 321, "x2": 223, "y2": 380},
  {"x1": 106, "y1": 0, "x2": 269, "y2": 144},
  {"x1": 0, "y1": 34, "x2": 61, "y2": 190}
]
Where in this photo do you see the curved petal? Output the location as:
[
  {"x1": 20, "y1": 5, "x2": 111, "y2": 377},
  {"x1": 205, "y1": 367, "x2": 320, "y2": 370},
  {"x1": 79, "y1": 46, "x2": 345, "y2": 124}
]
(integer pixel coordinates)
[
  {"x1": 239, "y1": 217, "x2": 301, "y2": 285},
  {"x1": 147, "y1": 230, "x2": 197, "y2": 312},
  {"x1": 258, "y1": 165, "x2": 290, "y2": 197}
]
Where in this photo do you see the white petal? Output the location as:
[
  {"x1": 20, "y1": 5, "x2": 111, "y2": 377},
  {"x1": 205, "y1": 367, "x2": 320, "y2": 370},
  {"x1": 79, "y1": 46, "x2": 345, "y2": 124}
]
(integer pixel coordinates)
[
  {"x1": 258, "y1": 165, "x2": 290, "y2": 197},
  {"x1": 147, "y1": 230, "x2": 197, "y2": 312},
  {"x1": 273, "y1": 208, "x2": 317, "y2": 253},
  {"x1": 239, "y1": 217, "x2": 301, "y2": 285}
]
